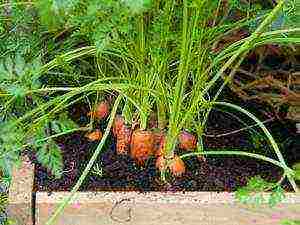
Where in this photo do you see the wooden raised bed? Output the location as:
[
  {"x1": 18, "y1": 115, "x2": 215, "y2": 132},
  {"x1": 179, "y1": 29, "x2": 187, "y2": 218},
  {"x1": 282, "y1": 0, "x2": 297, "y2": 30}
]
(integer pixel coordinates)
[{"x1": 8, "y1": 157, "x2": 300, "y2": 225}]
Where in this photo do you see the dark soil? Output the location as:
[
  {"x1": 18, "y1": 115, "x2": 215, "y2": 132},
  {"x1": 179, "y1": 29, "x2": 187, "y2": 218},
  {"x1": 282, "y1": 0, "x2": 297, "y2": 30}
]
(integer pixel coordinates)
[{"x1": 31, "y1": 94, "x2": 300, "y2": 192}]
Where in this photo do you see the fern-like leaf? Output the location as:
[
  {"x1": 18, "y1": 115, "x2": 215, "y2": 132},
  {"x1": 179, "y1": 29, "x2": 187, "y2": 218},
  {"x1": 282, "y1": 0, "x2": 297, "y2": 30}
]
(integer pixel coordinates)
[
  {"x1": 36, "y1": 140, "x2": 63, "y2": 179},
  {"x1": 51, "y1": 113, "x2": 78, "y2": 134},
  {"x1": 0, "y1": 121, "x2": 24, "y2": 177}
]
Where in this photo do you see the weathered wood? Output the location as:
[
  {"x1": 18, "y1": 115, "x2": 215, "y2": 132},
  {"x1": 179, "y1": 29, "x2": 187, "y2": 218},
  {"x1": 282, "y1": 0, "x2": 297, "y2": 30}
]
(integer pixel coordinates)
[
  {"x1": 7, "y1": 156, "x2": 34, "y2": 225},
  {"x1": 36, "y1": 192, "x2": 300, "y2": 225}
]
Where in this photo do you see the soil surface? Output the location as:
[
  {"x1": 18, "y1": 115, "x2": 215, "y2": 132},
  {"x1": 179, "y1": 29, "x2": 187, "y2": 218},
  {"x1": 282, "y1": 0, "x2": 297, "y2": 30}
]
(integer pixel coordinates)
[{"x1": 31, "y1": 90, "x2": 300, "y2": 192}]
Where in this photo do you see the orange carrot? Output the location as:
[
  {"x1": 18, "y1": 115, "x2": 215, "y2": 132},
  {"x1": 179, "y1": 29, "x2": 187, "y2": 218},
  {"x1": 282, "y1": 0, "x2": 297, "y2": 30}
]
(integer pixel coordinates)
[
  {"x1": 112, "y1": 115, "x2": 131, "y2": 155},
  {"x1": 88, "y1": 100, "x2": 110, "y2": 119},
  {"x1": 112, "y1": 115, "x2": 126, "y2": 137},
  {"x1": 169, "y1": 155, "x2": 186, "y2": 177},
  {"x1": 116, "y1": 126, "x2": 132, "y2": 155},
  {"x1": 130, "y1": 129, "x2": 154, "y2": 166},
  {"x1": 178, "y1": 131, "x2": 206, "y2": 161},
  {"x1": 178, "y1": 131, "x2": 197, "y2": 150},
  {"x1": 156, "y1": 154, "x2": 186, "y2": 177},
  {"x1": 85, "y1": 129, "x2": 102, "y2": 141}
]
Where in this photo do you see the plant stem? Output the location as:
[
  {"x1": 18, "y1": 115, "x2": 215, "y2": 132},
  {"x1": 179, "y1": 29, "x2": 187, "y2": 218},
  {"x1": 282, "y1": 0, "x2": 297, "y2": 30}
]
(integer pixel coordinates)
[
  {"x1": 180, "y1": 151, "x2": 294, "y2": 174},
  {"x1": 204, "y1": 118, "x2": 274, "y2": 137},
  {"x1": 165, "y1": 0, "x2": 189, "y2": 157}
]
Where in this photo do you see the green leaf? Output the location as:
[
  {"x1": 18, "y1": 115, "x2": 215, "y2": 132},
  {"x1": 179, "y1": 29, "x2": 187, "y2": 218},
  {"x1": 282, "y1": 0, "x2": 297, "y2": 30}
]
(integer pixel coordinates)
[
  {"x1": 36, "y1": 140, "x2": 63, "y2": 179},
  {"x1": 14, "y1": 54, "x2": 26, "y2": 76},
  {"x1": 0, "y1": 150, "x2": 20, "y2": 178},
  {"x1": 246, "y1": 176, "x2": 273, "y2": 191},
  {"x1": 36, "y1": 0, "x2": 65, "y2": 29},
  {"x1": 7, "y1": 84, "x2": 27, "y2": 101},
  {"x1": 51, "y1": 113, "x2": 78, "y2": 133},
  {"x1": 0, "y1": 121, "x2": 24, "y2": 177},
  {"x1": 235, "y1": 187, "x2": 252, "y2": 203}
]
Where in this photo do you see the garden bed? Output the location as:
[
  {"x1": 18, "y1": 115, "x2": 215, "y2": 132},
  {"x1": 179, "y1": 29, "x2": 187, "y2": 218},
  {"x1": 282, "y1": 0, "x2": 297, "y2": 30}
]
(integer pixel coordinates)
[
  {"x1": 31, "y1": 89, "x2": 299, "y2": 193},
  {"x1": 26, "y1": 98, "x2": 300, "y2": 225}
]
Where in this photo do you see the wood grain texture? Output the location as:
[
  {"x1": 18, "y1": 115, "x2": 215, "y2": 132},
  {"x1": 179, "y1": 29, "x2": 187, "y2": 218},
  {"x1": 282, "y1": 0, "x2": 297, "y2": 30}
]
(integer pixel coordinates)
[
  {"x1": 7, "y1": 156, "x2": 34, "y2": 225},
  {"x1": 36, "y1": 192, "x2": 300, "y2": 225}
]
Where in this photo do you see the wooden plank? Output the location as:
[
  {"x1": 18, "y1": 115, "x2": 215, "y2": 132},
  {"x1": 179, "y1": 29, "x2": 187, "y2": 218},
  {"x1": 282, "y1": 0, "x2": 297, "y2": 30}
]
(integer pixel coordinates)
[
  {"x1": 7, "y1": 156, "x2": 34, "y2": 225},
  {"x1": 36, "y1": 192, "x2": 300, "y2": 225}
]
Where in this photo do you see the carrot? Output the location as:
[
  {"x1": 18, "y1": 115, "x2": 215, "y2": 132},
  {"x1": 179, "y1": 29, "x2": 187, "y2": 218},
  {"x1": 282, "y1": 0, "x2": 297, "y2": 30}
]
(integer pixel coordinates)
[
  {"x1": 130, "y1": 129, "x2": 154, "y2": 166},
  {"x1": 178, "y1": 130, "x2": 206, "y2": 161},
  {"x1": 112, "y1": 115, "x2": 126, "y2": 137},
  {"x1": 85, "y1": 129, "x2": 102, "y2": 141},
  {"x1": 87, "y1": 100, "x2": 110, "y2": 119},
  {"x1": 155, "y1": 154, "x2": 186, "y2": 177},
  {"x1": 116, "y1": 126, "x2": 132, "y2": 155},
  {"x1": 112, "y1": 115, "x2": 131, "y2": 155},
  {"x1": 178, "y1": 130, "x2": 197, "y2": 150},
  {"x1": 169, "y1": 155, "x2": 186, "y2": 177}
]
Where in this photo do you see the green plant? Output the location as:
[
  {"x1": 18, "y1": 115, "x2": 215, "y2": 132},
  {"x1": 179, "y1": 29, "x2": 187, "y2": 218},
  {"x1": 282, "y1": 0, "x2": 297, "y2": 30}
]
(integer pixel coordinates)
[
  {"x1": 159, "y1": 0, "x2": 299, "y2": 183},
  {"x1": 0, "y1": 53, "x2": 81, "y2": 178},
  {"x1": 91, "y1": 163, "x2": 103, "y2": 177},
  {"x1": 235, "y1": 175, "x2": 285, "y2": 207},
  {"x1": 281, "y1": 219, "x2": 300, "y2": 225}
]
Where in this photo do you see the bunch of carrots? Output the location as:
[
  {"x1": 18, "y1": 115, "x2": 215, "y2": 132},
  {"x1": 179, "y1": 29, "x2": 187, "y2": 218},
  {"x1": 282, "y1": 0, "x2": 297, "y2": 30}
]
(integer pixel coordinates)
[{"x1": 84, "y1": 100, "x2": 200, "y2": 177}]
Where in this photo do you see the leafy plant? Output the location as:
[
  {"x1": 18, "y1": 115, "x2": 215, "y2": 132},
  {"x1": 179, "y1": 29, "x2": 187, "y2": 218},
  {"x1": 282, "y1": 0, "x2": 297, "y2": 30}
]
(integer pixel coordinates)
[
  {"x1": 235, "y1": 175, "x2": 285, "y2": 207},
  {"x1": 36, "y1": 140, "x2": 63, "y2": 179},
  {"x1": 0, "y1": 52, "x2": 80, "y2": 178},
  {"x1": 0, "y1": 121, "x2": 23, "y2": 177}
]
